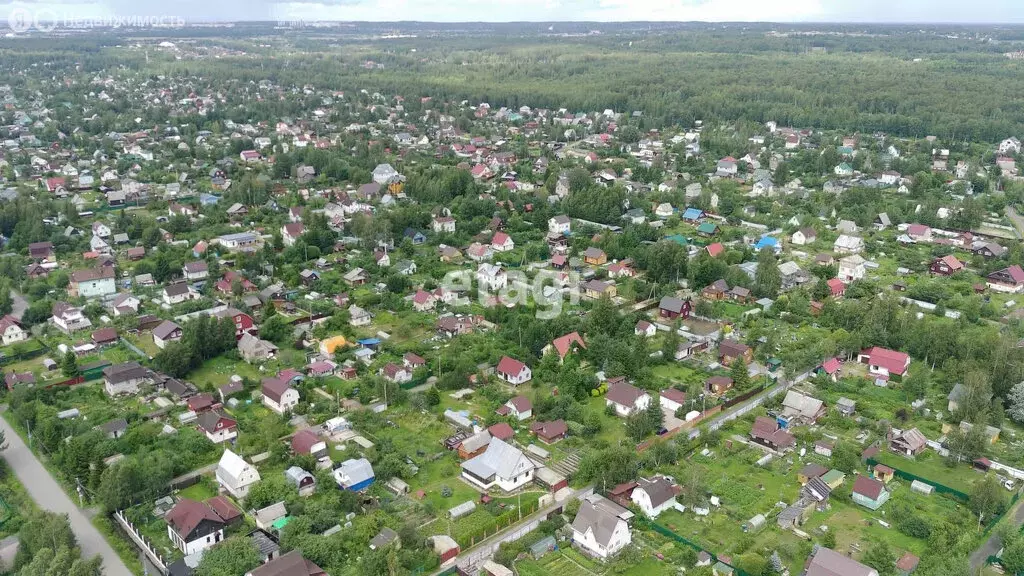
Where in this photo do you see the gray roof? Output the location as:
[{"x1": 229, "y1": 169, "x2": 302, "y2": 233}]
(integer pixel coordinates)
[
  {"x1": 253, "y1": 502, "x2": 287, "y2": 526},
  {"x1": 369, "y1": 527, "x2": 399, "y2": 549},
  {"x1": 572, "y1": 500, "x2": 624, "y2": 547},
  {"x1": 336, "y1": 457, "x2": 374, "y2": 485},
  {"x1": 461, "y1": 437, "x2": 536, "y2": 482},
  {"x1": 635, "y1": 477, "x2": 677, "y2": 508},
  {"x1": 805, "y1": 546, "x2": 878, "y2": 576}
]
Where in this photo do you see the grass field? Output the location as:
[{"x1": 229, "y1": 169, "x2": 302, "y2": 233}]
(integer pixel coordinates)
[{"x1": 873, "y1": 450, "x2": 979, "y2": 493}]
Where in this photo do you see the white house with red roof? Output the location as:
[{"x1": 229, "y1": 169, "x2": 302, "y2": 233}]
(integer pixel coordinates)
[
  {"x1": 496, "y1": 396, "x2": 533, "y2": 421},
  {"x1": 491, "y1": 231, "x2": 515, "y2": 252},
  {"x1": 857, "y1": 347, "x2": 910, "y2": 378},
  {"x1": 403, "y1": 352, "x2": 427, "y2": 371},
  {"x1": 496, "y1": 356, "x2": 532, "y2": 386},
  {"x1": 380, "y1": 362, "x2": 412, "y2": 384},
  {"x1": 819, "y1": 358, "x2": 842, "y2": 382},
  {"x1": 605, "y1": 380, "x2": 652, "y2": 417},
  {"x1": 197, "y1": 411, "x2": 238, "y2": 444},
  {"x1": 906, "y1": 224, "x2": 932, "y2": 242},
  {"x1": 282, "y1": 223, "x2": 304, "y2": 247},
  {"x1": 659, "y1": 388, "x2": 687, "y2": 413},
  {"x1": 544, "y1": 332, "x2": 586, "y2": 362},
  {"x1": 635, "y1": 320, "x2": 656, "y2": 338},
  {"x1": 0, "y1": 315, "x2": 27, "y2": 346},
  {"x1": 412, "y1": 290, "x2": 437, "y2": 312}
]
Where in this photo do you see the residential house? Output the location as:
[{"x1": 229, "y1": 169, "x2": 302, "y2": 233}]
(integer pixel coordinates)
[
  {"x1": 986, "y1": 265, "x2": 1024, "y2": 293},
  {"x1": 779, "y1": 391, "x2": 826, "y2": 426},
  {"x1": 0, "y1": 316, "x2": 27, "y2": 346},
  {"x1": 659, "y1": 388, "x2": 687, "y2": 413},
  {"x1": 285, "y1": 467, "x2": 316, "y2": 497},
  {"x1": 153, "y1": 320, "x2": 182, "y2": 349},
  {"x1": 70, "y1": 267, "x2": 116, "y2": 298},
  {"x1": 635, "y1": 320, "x2": 656, "y2": 337},
  {"x1": 461, "y1": 437, "x2": 537, "y2": 491},
  {"x1": 496, "y1": 356, "x2": 532, "y2": 386},
  {"x1": 583, "y1": 247, "x2": 608, "y2": 266},
  {"x1": 432, "y1": 215, "x2": 456, "y2": 233},
  {"x1": 545, "y1": 332, "x2": 586, "y2": 362},
  {"x1": 496, "y1": 396, "x2": 532, "y2": 421},
  {"x1": 216, "y1": 449, "x2": 261, "y2": 498},
  {"x1": 718, "y1": 340, "x2": 753, "y2": 366},
  {"x1": 791, "y1": 228, "x2": 817, "y2": 246},
  {"x1": 581, "y1": 280, "x2": 616, "y2": 299},
  {"x1": 548, "y1": 215, "x2": 571, "y2": 235},
  {"x1": 858, "y1": 347, "x2": 910, "y2": 378},
  {"x1": 605, "y1": 381, "x2": 652, "y2": 417},
  {"x1": 103, "y1": 362, "x2": 150, "y2": 396},
  {"x1": 833, "y1": 234, "x2": 864, "y2": 254},
  {"x1": 165, "y1": 499, "x2": 226, "y2": 555},
  {"x1": 183, "y1": 261, "x2": 209, "y2": 281},
  {"x1": 907, "y1": 224, "x2": 933, "y2": 242},
  {"x1": 163, "y1": 283, "x2": 196, "y2": 305},
  {"x1": 197, "y1": 411, "x2": 238, "y2": 444},
  {"x1": 282, "y1": 223, "x2": 304, "y2": 247},
  {"x1": 890, "y1": 428, "x2": 928, "y2": 457},
  {"x1": 381, "y1": 362, "x2": 412, "y2": 384},
  {"x1": 111, "y1": 293, "x2": 141, "y2": 316},
  {"x1": 52, "y1": 302, "x2": 91, "y2": 333},
  {"x1": 412, "y1": 290, "x2": 437, "y2": 312},
  {"x1": 262, "y1": 377, "x2": 299, "y2": 414},
  {"x1": 530, "y1": 420, "x2": 569, "y2": 444},
  {"x1": 750, "y1": 416, "x2": 796, "y2": 451},
  {"x1": 630, "y1": 476, "x2": 680, "y2": 518},
  {"x1": 852, "y1": 476, "x2": 890, "y2": 510},
  {"x1": 334, "y1": 458, "x2": 375, "y2": 491},
  {"x1": 659, "y1": 296, "x2": 692, "y2": 320},
  {"x1": 838, "y1": 254, "x2": 866, "y2": 282},
  {"x1": 706, "y1": 376, "x2": 734, "y2": 396},
  {"x1": 477, "y1": 263, "x2": 507, "y2": 291},
  {"x1": 239, "y1": 333, "x2": 278, "y2": 363},
  {"x1": 467, "y1": 242, "x2": 494, "y2": 262},
  {"x1": 245, "y1": 551, "x2": 325, "y2": 576},
  {"x1": 491, "y1": 232, "x2": 515, "y2": 252},
  {"x1": 930, "y1": 255, "x2": 964, "y2": 276},
  {"x1": 571, "y1": 499, "x2": 631, "y2": 560},
  {"x1": 804, "y1": 547, "x2": 878, "y2": 576}
]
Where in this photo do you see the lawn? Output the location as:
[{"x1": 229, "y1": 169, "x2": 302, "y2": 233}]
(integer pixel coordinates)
[
  {"x1": 178, "y1": 481, "x2": 217, "y2": 502},
  {"x1": 190, "y1": 356, "x2": 265, "y2": 388},
  {"x1": 873, "y1": 450, "x2": 980, "y2": 493},
  {"x1": 517, "y1": 551, "x2": 599, "y2": 576}
]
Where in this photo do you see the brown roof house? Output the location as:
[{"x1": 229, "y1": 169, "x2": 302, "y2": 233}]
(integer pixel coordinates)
[
  {"x1": 750, "y1": 416, "x2": 795, "y2": 451},
  {"x1": 718, "y1": 340, "x2": 752, "y2": 366},
  {"x1": 605, "y1": 381, "x2": 652, "y2": 417}
]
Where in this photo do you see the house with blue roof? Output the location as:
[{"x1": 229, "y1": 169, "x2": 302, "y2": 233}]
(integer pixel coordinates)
[
  {"x1": 681, "y1": 208, "x2": 704, "y2": 223},
  {"x1": 754, "y1": 236, "x2": 780, "y2": 252},
  {"x1": 334, "y1": 458, "x2": 375, "y2": 491}
]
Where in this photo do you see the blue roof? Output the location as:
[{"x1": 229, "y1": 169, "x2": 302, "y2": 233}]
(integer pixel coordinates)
[
  {"x1": 358, "y1": 338, "x2": 382, "y2": 346},
  {"x1": 682, "y1": 208, "x2": 703, "y2": 221},
  {"x1": 755, "y1": 237, "x2": 779, "y2": 250},
  {"x1": 665, "y1": 234, "x2": 689, "y2": 246}
]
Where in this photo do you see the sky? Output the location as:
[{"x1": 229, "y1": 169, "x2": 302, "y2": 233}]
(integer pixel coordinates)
[{"x1": 2, "y1": 0, "x2": 1024, "y2": 26}]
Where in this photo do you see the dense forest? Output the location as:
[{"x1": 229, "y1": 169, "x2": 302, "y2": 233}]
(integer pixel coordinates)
[{"x1": 3, "y1": 24, "x2": 1022, "y2": 140}]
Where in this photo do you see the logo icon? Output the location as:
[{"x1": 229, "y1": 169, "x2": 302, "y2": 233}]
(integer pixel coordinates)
[{"x1": 8, "y1": 7, "x2": 31, "y2": 33}]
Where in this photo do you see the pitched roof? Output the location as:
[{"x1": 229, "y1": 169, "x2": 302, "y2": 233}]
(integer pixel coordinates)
[
  {"x1": 605, "y1": 381, "x2": 648, "y2": 408},
  {"x1": 860, "y1": 347, "x2": 909, "y2": 374},
  {"x1": 530, "y1": 420, "x2": 568, "y2": 439},
  {"x1": 551, "y1": 332, "x2": 586, "y2": 358},
  {"x1": 166, "y1": 498, "x2": 225, "y2": 540},
  {"x1": 248, "y1": 551, "x2": 325, "y2": 576},
  {"x1": 153, "y1": 320, "x2": 181, "y2": 340},
  {"x1": 852, "y1": 475, "x2": 885, "y2": 500},
  {"x1": 571, "y1": 500, "x2": 625, "y2": 547},
  {"x1": 291, "y1": 429, "x2": 323, "y2": 454},
  {"x1": 805, "y1": 547, "x2": 877, "y2": 576},
  {"x1": 635, "y1": 477, "x2": 678, "y2": 508},
  {"x1": 496, "y1": 356, "x2": 527, "y2": 375},
  {"x1": 461, "y1": 437, "x2": 536, "y2": 481},
  {"x1": 507, "y1": 395, "x2": 532, "y2": 413},
  {"x1": 261, "y1": 377, "x2": 291, "y2": 403}
]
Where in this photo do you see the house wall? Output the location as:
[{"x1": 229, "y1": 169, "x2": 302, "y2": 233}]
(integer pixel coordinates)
[
  {"x1": 205, "y1": 426, "x2": 237, "y2": 444},
  {"x1": 77, "y1": 278, "x2": 116, "y2": 299},
  {"x1": 853, "y1": 490, "x2": 889, "y2": 511},
  {"x1": 216, "y1": 467, "x2": 258, "y2": 498},
  {"x1": 572, "y1": 521, "x2": 630, "y2": 560},
  {"x1": 2, "y1": 327, "x2": 26, "y2": 345},
  {"x1": 105, "y1": 378, "x2": 143, "y2": 396}
]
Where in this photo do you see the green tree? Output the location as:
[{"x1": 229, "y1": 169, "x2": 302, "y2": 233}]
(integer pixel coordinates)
[
  {"x1": 969, "y1": 475, "x2": 1007, "y2": 521},
  {"x1": 830, "y1": 442, "x2": 860, "y2": 474},
  {"x1": 195, "y1": 537, "x2": 261, "y2": 576},
  {"x1": 424, "y1": 386, "x2": 440, "y2": 407},
  {"x1": 730, "y1": 356, "x2": 751, "y2": 391},
  {"x1": 754, "y1": 247, "x2": 781, "y2": 298},
  {"x1": 60, "y1": 351, "x2": 79, "y2": 378},
  {"x1": 821, "y1": 529, "x2": 837, "y2": 549},
  {"x1": 863, "y1": 541, "x2": 896, "y2": 576}
]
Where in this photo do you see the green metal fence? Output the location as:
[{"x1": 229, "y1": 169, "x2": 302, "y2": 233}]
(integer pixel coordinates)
[
  {"x1": 865, "y1": 458, "x2": 969, "y2": 502},
  {"x1": 636, "y1": 517, "x2": 751, "y2": 576}
]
